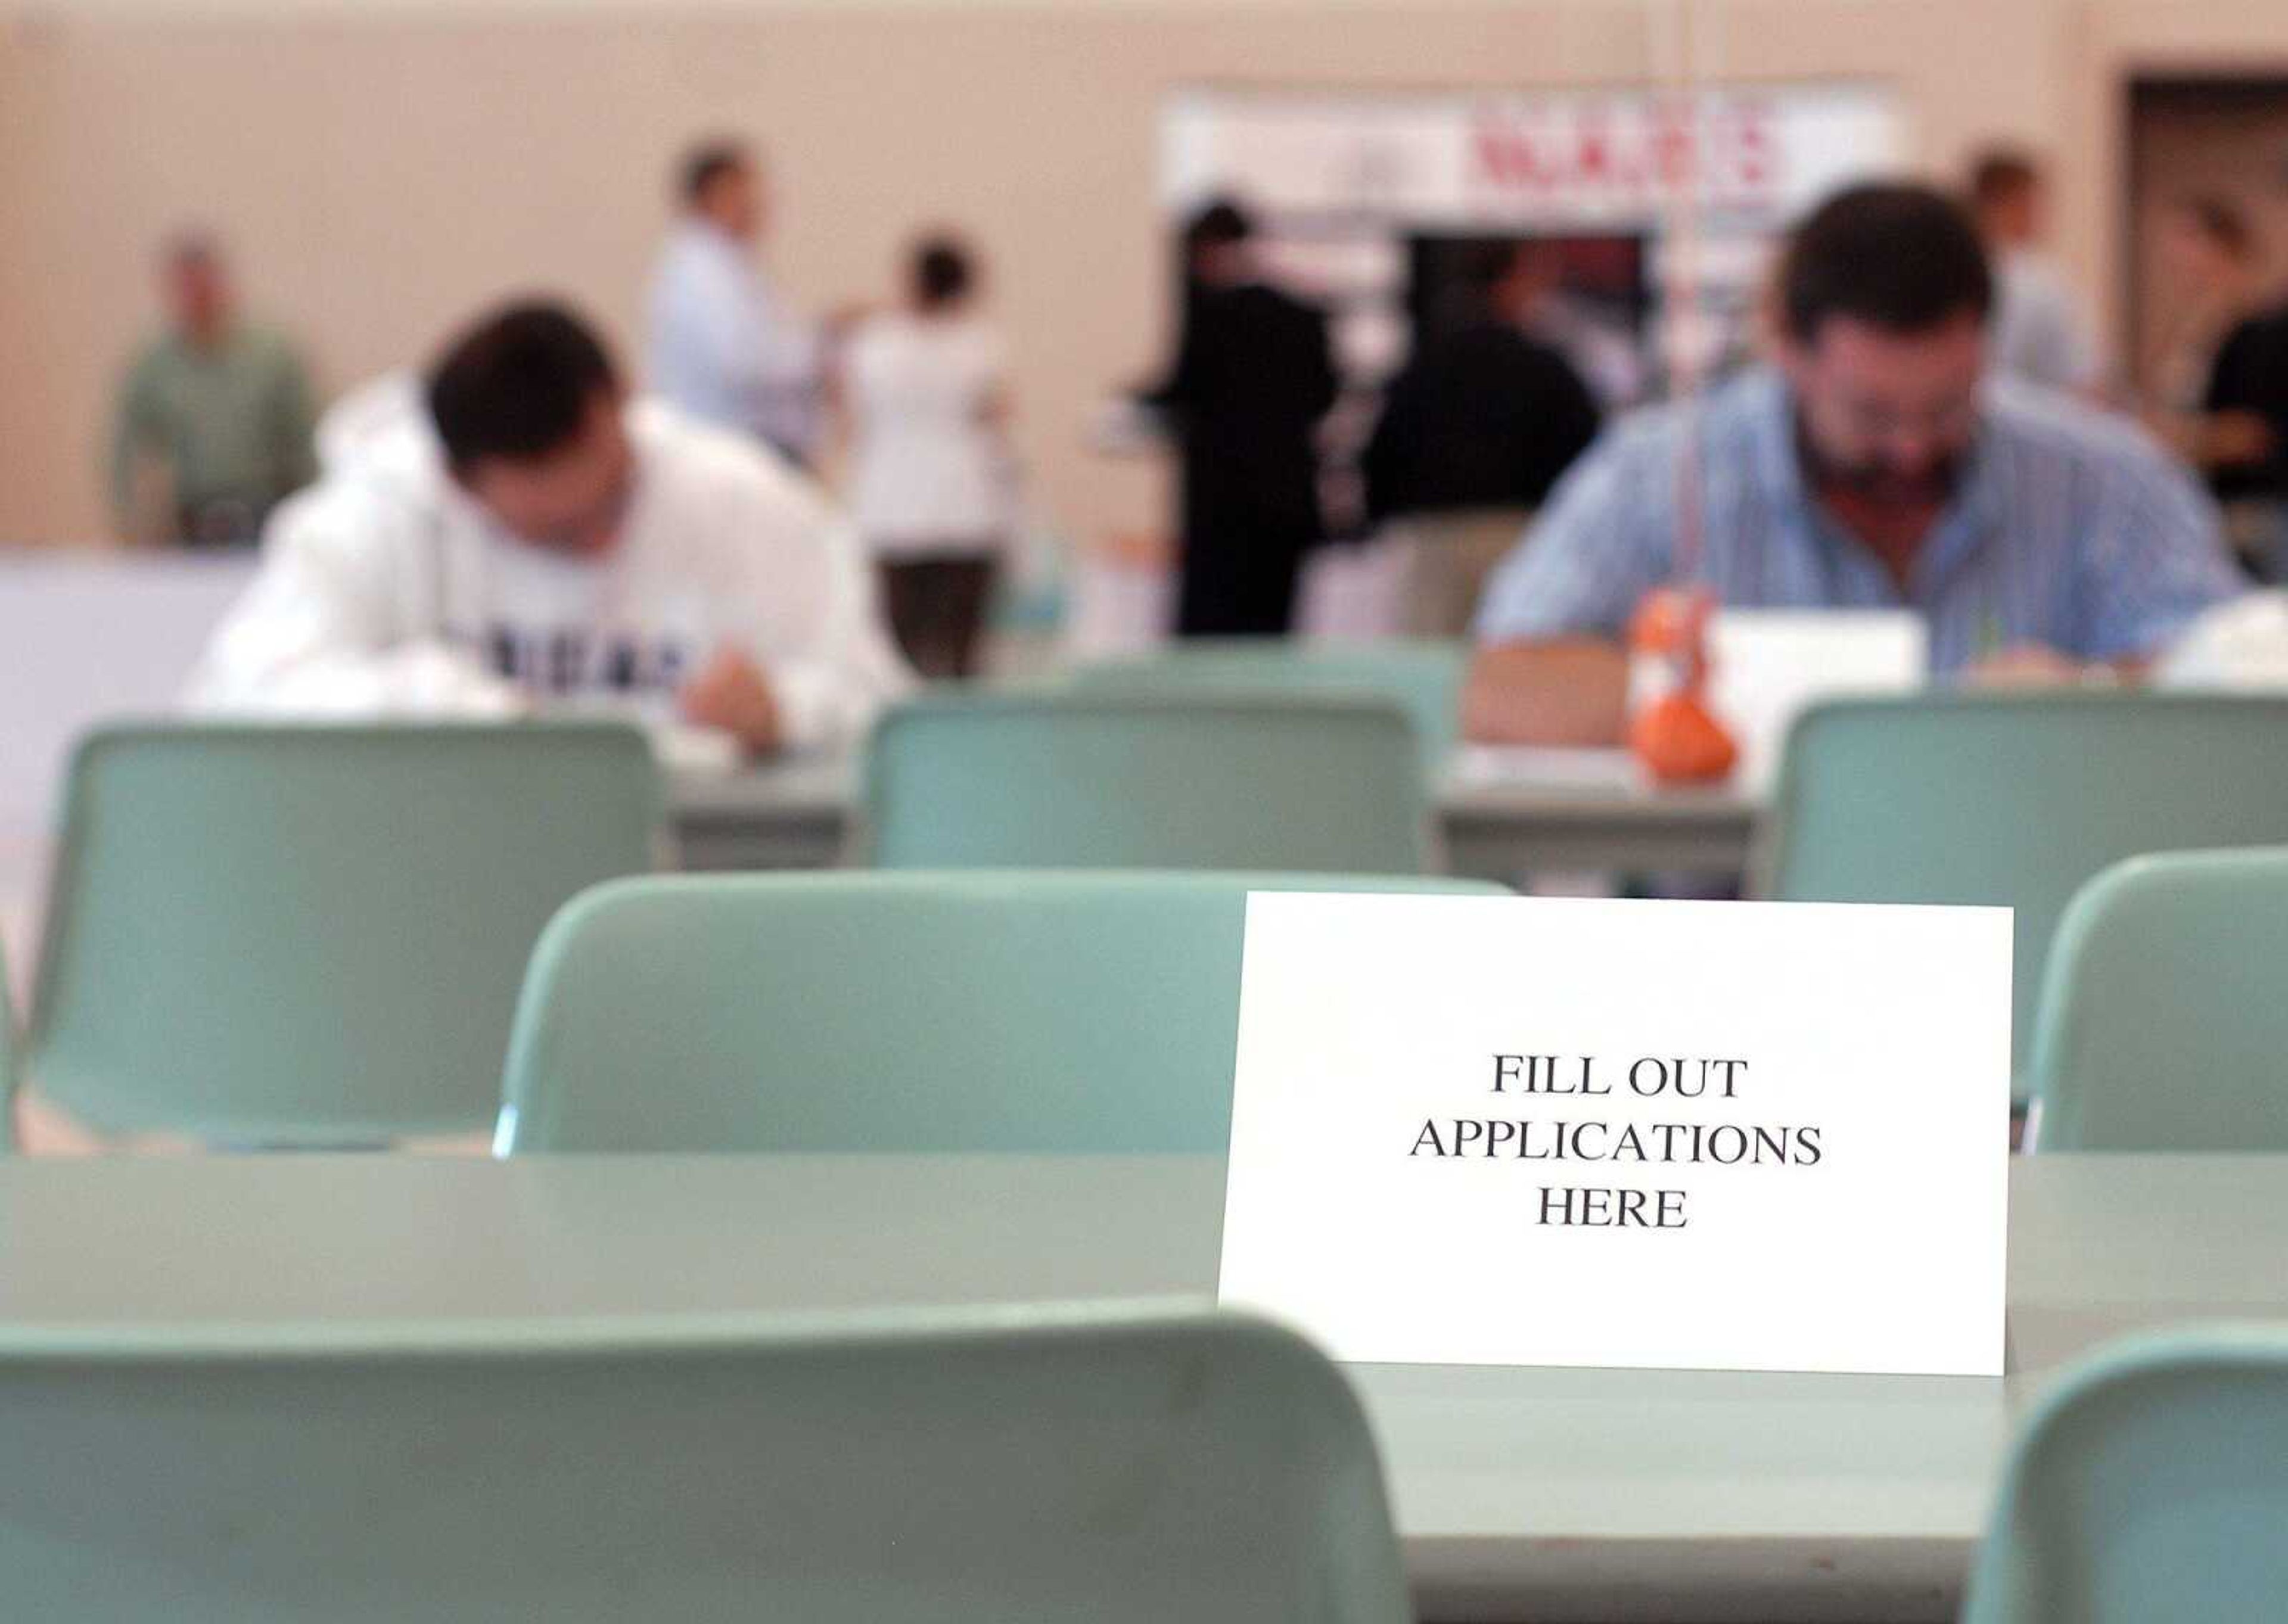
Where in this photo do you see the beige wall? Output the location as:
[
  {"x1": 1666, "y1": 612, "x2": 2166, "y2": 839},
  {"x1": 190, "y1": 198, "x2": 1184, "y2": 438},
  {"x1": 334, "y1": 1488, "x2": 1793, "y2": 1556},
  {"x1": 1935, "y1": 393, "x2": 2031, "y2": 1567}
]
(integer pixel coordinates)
[{"x1": 2, "y1": 0, "x2": 2286, "y2": 547}]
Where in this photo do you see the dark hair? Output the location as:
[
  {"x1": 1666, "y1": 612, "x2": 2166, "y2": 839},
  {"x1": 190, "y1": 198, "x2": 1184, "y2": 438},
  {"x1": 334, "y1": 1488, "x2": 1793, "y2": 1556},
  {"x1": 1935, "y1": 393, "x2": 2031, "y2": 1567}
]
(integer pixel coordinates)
[
  {"x1": 1778, "y1": 183, "x2": 1994, "y2": 343},
  {"x1": 162, "y1": 228, "x2": 222, "y2": 271},
  {"x1": 2181, "y1": 194, "x2": 2255, "y2": 260},
  {"x1": 1184, "y1": 198, "x2": 1254, "y2": 256},
  {"x1": 680, "y1": 139, "x2": 753, "y2": 207},
  {"x1": 425, "y1": 301, "x2": 619, "y2": 471},
  {"x1": 1463, "y1": 241, "x2": 1529, "y2": 294},
  {"x1": 1967, "y1": 148, "x2": 2040, "y2": 210},
  {"x1": 912, "y1": 235, "x2": 974, "y2": 307}
]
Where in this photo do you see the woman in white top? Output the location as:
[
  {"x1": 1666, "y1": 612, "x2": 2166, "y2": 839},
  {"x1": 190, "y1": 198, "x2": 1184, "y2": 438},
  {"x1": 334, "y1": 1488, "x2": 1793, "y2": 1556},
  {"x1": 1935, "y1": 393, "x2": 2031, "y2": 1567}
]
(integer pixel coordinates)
[{"x1": 844, "y1": 234, "x2": 1011, "y2": 679}]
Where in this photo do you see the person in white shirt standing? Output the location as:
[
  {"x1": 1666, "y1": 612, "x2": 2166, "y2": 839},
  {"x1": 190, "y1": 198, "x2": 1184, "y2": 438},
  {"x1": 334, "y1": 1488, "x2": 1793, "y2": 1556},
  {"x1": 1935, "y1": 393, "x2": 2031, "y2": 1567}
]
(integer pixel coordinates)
[
  {"x1": 189, "y1": 300, "x2": 909, "y2": 755},
  {"x1": 843, "y1": 235, "x2": 1012, "y2": 680},
  {"x1": 1969, "y1": 148, "x2": 2102, "y2": 396},
  {"x1": 645, "y1": 139, "x2": 825, "y2": 468}
]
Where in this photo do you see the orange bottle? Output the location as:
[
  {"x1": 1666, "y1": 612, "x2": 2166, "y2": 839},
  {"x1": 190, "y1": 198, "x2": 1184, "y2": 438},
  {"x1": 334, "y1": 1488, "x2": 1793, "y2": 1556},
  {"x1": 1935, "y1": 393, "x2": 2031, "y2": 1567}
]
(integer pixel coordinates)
[{"x1": 1626, "y1": 587, "x2": 1739, "y2": 784}]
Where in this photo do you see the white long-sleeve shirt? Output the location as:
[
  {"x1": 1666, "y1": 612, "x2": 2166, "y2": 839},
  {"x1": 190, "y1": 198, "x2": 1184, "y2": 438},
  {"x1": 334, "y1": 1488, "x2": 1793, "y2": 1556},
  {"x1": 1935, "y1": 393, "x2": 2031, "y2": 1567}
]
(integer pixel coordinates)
[
  {"x1": 645, "y1": 220, "x2": 823, "y2": 462},
  {"x1": 845, "y1": 311, "x2": 1012, "y2": 556},
  {"x1": 187, "y1": 393, "x2": 911, "y2": 751}
]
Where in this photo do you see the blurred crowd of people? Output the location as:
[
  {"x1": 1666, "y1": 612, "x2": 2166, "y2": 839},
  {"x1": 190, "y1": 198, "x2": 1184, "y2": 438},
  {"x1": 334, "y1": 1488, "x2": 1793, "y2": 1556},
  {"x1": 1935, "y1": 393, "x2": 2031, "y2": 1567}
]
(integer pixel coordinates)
[
  {"x1": 104, "y1": 135, "x2": 2288, "y2": 741},
  {"x1": 1130, "y1": 148, "x2": 2288, "y2": 646},
  {"x1": 116, "y1": 138, "x2": 1017, "y2": 685}
]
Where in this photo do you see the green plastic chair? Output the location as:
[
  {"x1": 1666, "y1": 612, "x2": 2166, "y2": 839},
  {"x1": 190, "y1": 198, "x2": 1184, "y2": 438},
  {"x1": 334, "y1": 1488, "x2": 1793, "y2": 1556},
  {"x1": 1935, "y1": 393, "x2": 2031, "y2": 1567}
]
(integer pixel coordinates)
[
  {"x1": 0, "y1": 1307, "x2": 1409, "y2": 1624},
  {"x1": 498, "y1": 869, "x2": 1501, "y2": 1152},
  {"x1": 1962, "y1": 1326, "x2": 2288, "y2": 1624},
  {"x1": 863, "y1": 692, "x2": 1431, "y2": 874},
  {"x1": 2027, "y1": 848, "x2": 2288, "y2": 1150},
  {"x1": 1762, "y1": 695, "x2": 2288, "y2": 1091},
  {"x1": 30, "y1": 722, "x2": 658, "y2": 1145},
  {"x1": 1070, "y1": 639, "x2": 1466, "y2": 776}
]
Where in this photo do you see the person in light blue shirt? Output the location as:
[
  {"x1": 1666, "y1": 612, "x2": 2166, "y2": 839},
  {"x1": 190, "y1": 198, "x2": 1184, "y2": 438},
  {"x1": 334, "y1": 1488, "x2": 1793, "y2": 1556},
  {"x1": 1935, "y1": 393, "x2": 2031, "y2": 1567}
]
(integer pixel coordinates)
[
  {"x1": 645, "y1": 139, "x2": 825, "y2": 468},
  {"x1": 1465, "y1": 182, "x2": 2243, "y2": 746}
]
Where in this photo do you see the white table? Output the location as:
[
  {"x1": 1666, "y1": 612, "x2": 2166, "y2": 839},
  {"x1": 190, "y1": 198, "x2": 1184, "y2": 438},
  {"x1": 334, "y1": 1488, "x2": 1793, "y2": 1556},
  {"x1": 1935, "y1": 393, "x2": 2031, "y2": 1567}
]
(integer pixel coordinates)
[
  {"x1": 670, "y1": 755, "x2": 1764, "y2": 881},
  {"x1": 1437, "y1": 771, "x2": 1759, "y2": 878},
  {"x1": 0, "y1": 553, "x2": 255, "y2": 829},
  {"x1": 0, "y1": 1151, "x2": 2272, "y2": 1622},
  {"x1": 672, "y1": 751, "x2": 864, "y2": 872}
]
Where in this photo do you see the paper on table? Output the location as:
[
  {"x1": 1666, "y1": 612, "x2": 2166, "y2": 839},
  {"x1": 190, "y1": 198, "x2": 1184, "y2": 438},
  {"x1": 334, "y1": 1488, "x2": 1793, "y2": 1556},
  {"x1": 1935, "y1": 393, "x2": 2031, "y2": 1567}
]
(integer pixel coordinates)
[
  {"x1": 1458, "y1": 612, "x2": 1923, "y2": 796},
  {"x1": 1447, "y1": 745, "x2": 1648, "y2": 792},
  {"x1": 1694, "y1": 609, "x2": 1927, "y2": 791},
  {"x1": 2155, "y1": 590, "x2": 2288, "y2": 690},
  {"x1": 648, "y1": 723, "x2": 743, "y2": 777}
]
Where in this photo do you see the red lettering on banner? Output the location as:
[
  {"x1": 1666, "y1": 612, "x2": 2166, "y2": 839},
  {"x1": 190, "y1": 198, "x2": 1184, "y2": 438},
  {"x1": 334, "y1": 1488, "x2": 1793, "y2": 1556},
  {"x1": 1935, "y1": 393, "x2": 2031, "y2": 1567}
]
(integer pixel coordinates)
[
  {"x1": 1648, "y1": 98, "x2": 1696, "y2": 191},
  {"x1": 1574, "y1": 107, "x2": 1618, "y2": 189},
  {"x1": 1473, "y1": 123, "x2": 1567, "y2": 193},
  {"x1": 1728, "y1": 99, "x2": 1779, "y2": 193},
  {"x1": 1466, "y1": 96, "x2": 1785, "y2": 210}
]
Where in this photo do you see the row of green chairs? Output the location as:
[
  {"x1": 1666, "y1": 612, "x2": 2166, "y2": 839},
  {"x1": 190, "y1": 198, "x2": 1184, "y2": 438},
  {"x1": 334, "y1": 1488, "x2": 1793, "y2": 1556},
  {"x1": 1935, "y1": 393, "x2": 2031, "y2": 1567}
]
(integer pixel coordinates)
[
  {"x1": 489, "y1": 853, "x2": 2288, "y2": 1155},
  {"x1": 0, "y1": 1306, "x2": 1410, "y2": 1623},
  {"x1": 499, "y1": 854, "x2": 2288, "y2": 1154},
  {"x1": 14, "y1": 688, "x2": 2288, "y2": 1149},
  {"x1": 984, "y1": 683, "x2": 2288, "y2": 1144},
  {"x1": 5, "y1": 694, "x2": 1434, "y2": 1146},
  {"x1": 1768, "y1": 699, "x2": 2288, "y2": 1605},
  {"x1": 0, "y1": 1271, "x2": 2277, "y2": 1622}
]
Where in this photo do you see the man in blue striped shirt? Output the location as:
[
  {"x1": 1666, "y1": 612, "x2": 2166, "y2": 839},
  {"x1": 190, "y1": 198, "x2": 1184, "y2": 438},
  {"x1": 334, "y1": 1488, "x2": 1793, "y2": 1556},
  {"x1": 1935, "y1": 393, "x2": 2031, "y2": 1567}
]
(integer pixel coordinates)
[{"x1": 1465, "y1": 183, "x2": 2243, "y2": 746}]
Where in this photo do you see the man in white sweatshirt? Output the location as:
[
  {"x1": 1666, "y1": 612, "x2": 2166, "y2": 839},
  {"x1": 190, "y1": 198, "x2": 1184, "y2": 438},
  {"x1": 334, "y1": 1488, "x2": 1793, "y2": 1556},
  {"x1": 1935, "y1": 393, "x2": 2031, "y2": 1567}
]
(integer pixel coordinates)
[{"x1": 190, "y1": 300, "x2": 910, "y2": 754}]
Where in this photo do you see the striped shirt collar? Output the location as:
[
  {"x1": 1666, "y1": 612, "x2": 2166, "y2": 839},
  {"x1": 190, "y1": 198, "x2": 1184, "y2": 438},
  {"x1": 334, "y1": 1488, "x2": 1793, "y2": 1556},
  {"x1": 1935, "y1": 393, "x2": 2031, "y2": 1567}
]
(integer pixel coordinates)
[{"x1": 1733, "y1": 368, "x2": 2010, "y2": 604}]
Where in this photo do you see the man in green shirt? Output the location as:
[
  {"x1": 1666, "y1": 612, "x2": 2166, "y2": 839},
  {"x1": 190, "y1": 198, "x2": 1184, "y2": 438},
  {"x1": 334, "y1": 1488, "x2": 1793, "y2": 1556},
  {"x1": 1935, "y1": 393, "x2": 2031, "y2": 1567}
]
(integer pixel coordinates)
[{"x1": 110, "y1": 235, "x2": 319, "y2": 547}]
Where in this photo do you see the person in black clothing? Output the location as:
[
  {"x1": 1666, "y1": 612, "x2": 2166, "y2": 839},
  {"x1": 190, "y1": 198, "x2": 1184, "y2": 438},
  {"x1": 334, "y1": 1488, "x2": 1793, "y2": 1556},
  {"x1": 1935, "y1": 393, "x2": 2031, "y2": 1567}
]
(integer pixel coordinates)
[
  {"x1": 2202, "y1": 302, "x2": 2288, "y2": 575},
  {"x1": 1364, "y1": 243, "x2": 1601, "y2": 636},
  {"x1": 1145, "y1": 200, "x2": 1339, "y2": 636}
]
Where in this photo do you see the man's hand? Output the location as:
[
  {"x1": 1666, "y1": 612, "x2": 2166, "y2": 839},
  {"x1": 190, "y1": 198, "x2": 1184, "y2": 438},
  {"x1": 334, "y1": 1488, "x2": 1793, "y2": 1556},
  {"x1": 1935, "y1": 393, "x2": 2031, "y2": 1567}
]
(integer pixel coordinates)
[
  {"x1": 1461, "y1": 639, "x2": 1632, "y2": 746},
  {"x1": 1964, "y1": 642, "x2": 2120, "y2": 689},
  {"x1": 678, "y1": 647, "x2": 785, "y2": 755},
  {"x1": 2202, "y1": 410, "x2": 2278, "y2": 471}
]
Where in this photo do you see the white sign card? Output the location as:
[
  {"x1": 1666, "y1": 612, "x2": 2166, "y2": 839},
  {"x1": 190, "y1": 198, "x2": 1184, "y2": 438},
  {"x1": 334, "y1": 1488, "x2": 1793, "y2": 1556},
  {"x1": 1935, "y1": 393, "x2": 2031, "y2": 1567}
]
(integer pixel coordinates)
[{"x1": 1218, "y1": 893, "x2": 2011, "y2": 1377}]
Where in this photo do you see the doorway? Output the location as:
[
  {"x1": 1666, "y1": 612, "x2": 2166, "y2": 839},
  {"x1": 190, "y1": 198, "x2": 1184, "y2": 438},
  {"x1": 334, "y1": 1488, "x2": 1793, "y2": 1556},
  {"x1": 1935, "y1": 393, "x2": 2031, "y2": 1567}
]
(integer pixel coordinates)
[{"x1": 2123, "y1": 76, "x2": 2288, "y2": 403}]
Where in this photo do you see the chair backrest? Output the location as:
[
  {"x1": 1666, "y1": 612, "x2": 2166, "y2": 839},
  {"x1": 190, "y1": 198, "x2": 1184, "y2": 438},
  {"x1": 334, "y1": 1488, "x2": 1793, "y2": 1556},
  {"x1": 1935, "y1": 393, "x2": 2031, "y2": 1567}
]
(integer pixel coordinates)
[
  {"x1": 1961, "y1": 1326, "x2": 2288, "y2": 1624},
  {"x1": 2028, "y1": 848, "x2": 2288, "y2": 1150},
  {"x1": 1069, "y1": 640, "x2": 1465, "y2": 776},
  {"x1": 499, "y1": 869, "x2": 1502, "y2": 1152},
  {"x1": 863, "y1": 692, "x2": 1430, "y2": 873},
  {"x1": 0, "y1": 1308, "x2": 1409, "y2": 1624},
  {"x1": 1762, "y1": 695, "x2": 2288, "y2": 1085},
  {"x1": 32, "y1": 722, "x2": 658, "y2": 1144}
]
